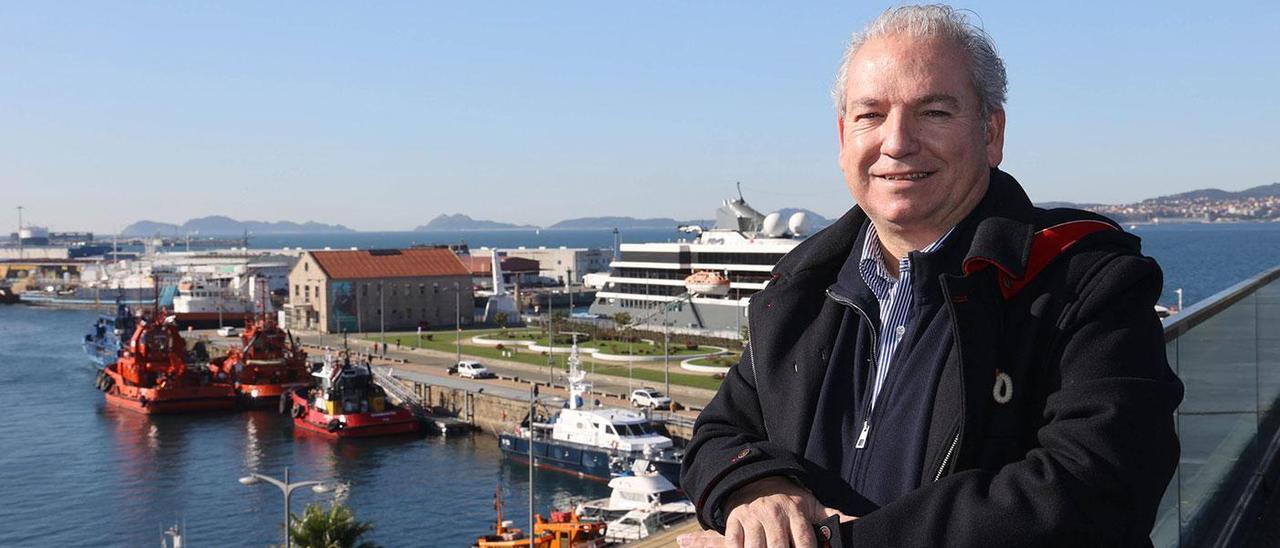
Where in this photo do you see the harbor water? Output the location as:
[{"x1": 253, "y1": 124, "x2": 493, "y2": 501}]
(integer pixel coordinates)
[
  {"x1": 0, "y1": 305, "x2": 608, "y2": 547},
  {"x1": 2, "y1": 223, "x2": 1280, "y2": 546}
]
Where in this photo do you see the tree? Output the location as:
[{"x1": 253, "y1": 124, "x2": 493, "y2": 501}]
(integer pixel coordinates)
[
  {"x1": 613, "y1": 312, "x2": 632, "y2": 329},
  {"x1": 493, "y1": 311, "x2": 509, "y2": 327},
  {"x1": 288, "y1": 503, "x2": 380, "y2": 548}
]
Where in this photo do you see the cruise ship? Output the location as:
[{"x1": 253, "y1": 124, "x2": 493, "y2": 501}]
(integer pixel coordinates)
[{"x1": 588, "y1": 191, "x2": 813, "y2": 337}]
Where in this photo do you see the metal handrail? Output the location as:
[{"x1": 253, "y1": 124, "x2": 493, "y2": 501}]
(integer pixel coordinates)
[{"x1": 1162, "y1": 265, "x2": 1280, "y2": 342}]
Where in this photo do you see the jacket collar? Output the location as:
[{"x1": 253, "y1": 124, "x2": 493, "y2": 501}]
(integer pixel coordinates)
[{"x1": 773, "y1": 168, "x2": 1037, "y2": 281}]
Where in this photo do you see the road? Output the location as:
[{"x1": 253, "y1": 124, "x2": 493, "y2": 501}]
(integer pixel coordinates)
[{"x1": 196, "y1": 328, "x2": 718, "y2": 410}]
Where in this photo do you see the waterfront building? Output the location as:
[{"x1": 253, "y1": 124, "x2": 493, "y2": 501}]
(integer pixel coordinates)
[
  {"x1": 472, "y1": 246, "x2": 611, "y2": 285},
  {"x1": 285, "y1": 248, "x2": 473, "y2": 333},
  {"x1": 463, "y1": 254, "x2": 541, "y2": 289}
]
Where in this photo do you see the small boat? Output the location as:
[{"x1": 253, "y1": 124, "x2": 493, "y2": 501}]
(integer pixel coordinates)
[
  {"x1": 683, "y1": 270, "x2": 731, "y2": 297},
  {"x1": 96, "y1": 309, "x2": 237, "y2": 414},
  {"x1": 208, "y1": 313, "x2": 311, "y2": 405},
  {"x1": 284, "y1": 348, "x2": 418, "y2": 438},
  {"x1": 576, "y1": 460, "x2": 694, "y2": 526},
  {"x1": 83, "y1": 301, "x2": 138, "y2": 367},
  {"x1": 474, "y1": 486, "x2": 607, "y2": 548}
]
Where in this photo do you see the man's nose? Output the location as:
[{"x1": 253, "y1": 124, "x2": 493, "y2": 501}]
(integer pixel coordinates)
[{"x1": 880, "y1": 110, "x2": 919, "y2": 158}]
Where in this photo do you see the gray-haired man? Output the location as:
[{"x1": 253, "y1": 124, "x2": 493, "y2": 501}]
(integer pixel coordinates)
[{"x1": 679, "y1": 5, "x2": 1181, "y2": 547}]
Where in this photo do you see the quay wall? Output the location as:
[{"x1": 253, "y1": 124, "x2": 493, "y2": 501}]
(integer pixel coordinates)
[{"x1": 396, "y1": 377, "x2": 695, "y2": 444}]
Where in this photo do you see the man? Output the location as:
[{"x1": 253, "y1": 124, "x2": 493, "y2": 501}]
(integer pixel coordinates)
[{"x1": 680, "y1": 5, "x2": 1182, "y2": 547}]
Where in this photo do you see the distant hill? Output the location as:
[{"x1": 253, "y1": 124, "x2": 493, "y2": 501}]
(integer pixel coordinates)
[
  {"x1": 549, "y1": 208, "x2": 831, "y2": 230},
  {"x1": 121, "y1": 216, "x2": 354, "y2": 237},
  {"x1": 415, "y1": 214, "x2": 535, "y2": 231},
  {"x1": 1150, "y1": 182, "x2": 1280, "y2": 203},
  {"x1": 547, "y1": 217, "x2": 711, "y2": 230}
]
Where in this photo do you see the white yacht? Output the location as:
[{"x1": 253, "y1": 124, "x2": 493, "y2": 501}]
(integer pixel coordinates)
[{"x1": 577, "y1": 460, "x2": 694, "y2": 527}]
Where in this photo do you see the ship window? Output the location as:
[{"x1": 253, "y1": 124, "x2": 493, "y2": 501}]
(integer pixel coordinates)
[{"x1": 605, "y1": 424, "x2": 617, "y2": 435}]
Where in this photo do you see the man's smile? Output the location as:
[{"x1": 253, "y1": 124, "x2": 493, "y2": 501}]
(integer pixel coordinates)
[{"x1": 874, "y1": 171, "x2": 936, "y2": 181}]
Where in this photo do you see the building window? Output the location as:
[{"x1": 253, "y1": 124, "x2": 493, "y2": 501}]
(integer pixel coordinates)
[
  {"x1": 406, "y1": 307, "x2": 413, "y2": 318},
  {"x1": 294, "y1": 284, "x2": 299, "y2": 297},
  {"x1": 419, "y1": 284, "x2": 425, "y2": 296},
  {"x1": 304, "y1": 262, "x2": 309, "y2": 272},
  {"x1": 433, "y1": 282, "x2": 439, "y2": 294},
  {"x1": 362, "y1": 284, "x2": 368, "y2": 297}
]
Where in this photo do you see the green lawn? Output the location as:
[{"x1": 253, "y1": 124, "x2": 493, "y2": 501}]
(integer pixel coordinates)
[
  {"x1": 687, "y1": 354, "x2": 741, "y2": 367},
  {"x1": 369, "y1": 330, "x2": 725, "y2": 391}
]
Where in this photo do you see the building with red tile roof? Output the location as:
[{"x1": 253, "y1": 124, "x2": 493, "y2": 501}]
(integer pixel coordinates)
[{"x1": 285, "y1": 248, "x2": 473, "y2": 333}]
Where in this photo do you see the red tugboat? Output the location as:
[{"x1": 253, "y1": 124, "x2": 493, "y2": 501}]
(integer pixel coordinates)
[
  {"x1": 284, "y1": 348, "x2": 418, "y2": 438},
  {"x1": 96, "y1": 309, "x2": 237, "y2": 414},
  {"x1": 208, "y1": 314, "x2": 311, "y2": 406}
]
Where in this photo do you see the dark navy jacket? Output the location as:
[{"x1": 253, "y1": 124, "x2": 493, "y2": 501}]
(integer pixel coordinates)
[
  {"x1": 805, "y1": 216, "x2": 968, "y2": 508},
  {"x1": 681, "y1": 169, "x2": 1184, "y2": 546}
]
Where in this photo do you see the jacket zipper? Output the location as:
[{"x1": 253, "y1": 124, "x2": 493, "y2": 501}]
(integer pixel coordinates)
[
  {"x1": 934, "y1": 430, "x2": 959, "y2": 481},
  {"x1": 824, "y1": 289, "x2": 878, "y2": 451}
]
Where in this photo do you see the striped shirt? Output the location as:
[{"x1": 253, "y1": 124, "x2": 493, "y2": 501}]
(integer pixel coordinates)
[{"x1": 858, "y1": 223, "x2": 955, "y2": 409}]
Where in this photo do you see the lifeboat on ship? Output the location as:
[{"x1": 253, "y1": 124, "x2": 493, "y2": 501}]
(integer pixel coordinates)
[
  {"x1": 283, "y1": 348, "x2": 418, "y2": 438},
  {"x1": 683, "y1": 270, "x2": 731, "y2": 297},
  {"x1": 208, "y1": 314, "x2": 311, "y2": 405},
  {"x1": 95, "y1": 309, "x2": 237, "y2": 414}
]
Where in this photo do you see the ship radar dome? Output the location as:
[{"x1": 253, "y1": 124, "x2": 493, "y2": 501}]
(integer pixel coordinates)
[
  {"x1": 788, "y1": 212, "x2": 811, "y2": 236},
  {"x1": 761, "y1": 213, "x2": 786, "y2": 237}
]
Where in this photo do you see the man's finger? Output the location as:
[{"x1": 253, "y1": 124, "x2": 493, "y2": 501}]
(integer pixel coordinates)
[
  {"x1": 789, "y1": 513, "x2": 819, "y2": 548},
  {"x1": 763, "y1": 514, "x2": 793, "y2": 548},
  {"x1": 822, "y1": 506, "x2": 859, "y2": 523},
  {"x1": 725, "y1": 515, "x2": 746, "y2": 548},
  {"x1": 742, "y1": 519, "x2": 768, "y2": 548}
]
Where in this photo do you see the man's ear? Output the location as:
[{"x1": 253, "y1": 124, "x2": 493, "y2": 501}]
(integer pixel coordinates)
[
  {"x1": 838, "y1": 116, "x2": 845, "y2": 148},
  {"x1": 985, "y1": 109, "x2": 1006, "y2": 167}
]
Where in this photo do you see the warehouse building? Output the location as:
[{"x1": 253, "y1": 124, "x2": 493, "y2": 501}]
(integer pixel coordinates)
[{"x1": 285, "y1": 248, "x2": 473, "y2": 333}]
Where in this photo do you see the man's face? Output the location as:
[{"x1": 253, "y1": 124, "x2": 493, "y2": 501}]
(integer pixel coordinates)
[{"x1": 838, "y1": 34, "x2": 1005, "y2": 235}]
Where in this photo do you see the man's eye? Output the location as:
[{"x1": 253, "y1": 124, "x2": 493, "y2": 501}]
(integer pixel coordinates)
[
  {"x1": 923, "y1": 110, "x2": 952, "y2": 117},
  {"x1": 853, "y1": 112, "x2": 883, "y2": 121}
]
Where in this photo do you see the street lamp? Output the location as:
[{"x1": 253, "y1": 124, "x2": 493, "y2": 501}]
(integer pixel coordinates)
[
  {"x1": 662, "y1": 301, "x2": 670, "y2": 398},
  {"x1": 238, "y1": 467, "x2": 332, "y2": 548},
  {"x1": 455, "y1": 281, "x2": 462, "y2": 367},
  {"x1": 378, "y1": 282, "x2": 385, "y2": 347},
  {"x1": 525, "y1": 386, "x2": 564, "y2": 547}
]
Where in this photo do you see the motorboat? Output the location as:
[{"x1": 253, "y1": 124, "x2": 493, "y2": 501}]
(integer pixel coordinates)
[
  {"x1": 95, "y1": 309, "x2": 237, "y2": 414},
  {"x1": 498, "y1": 340, "x2": 683, "y2": 485},
  {"x1": 284, "y1": 348, "x2": 418, "y2": 438},
  {"x1": 208, "y1": 313, "x2": 311, "y2": 405}
]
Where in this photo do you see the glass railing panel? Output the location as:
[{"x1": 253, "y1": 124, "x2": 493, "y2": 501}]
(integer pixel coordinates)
[
  {"x1": 1257, "y1": 280, "x2": 1280, "y2": 430},
  {"x1": 1151, "y1": 338, "x2": 1181, "y2": 547},
  {"x1": 1174, "y1": 293, "x2": 1258, "y2": 540}
]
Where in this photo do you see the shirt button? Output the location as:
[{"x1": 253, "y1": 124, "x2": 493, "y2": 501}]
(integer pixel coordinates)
[{"x1": 896, "y1": 325, "x2": 906, "y2": 336}]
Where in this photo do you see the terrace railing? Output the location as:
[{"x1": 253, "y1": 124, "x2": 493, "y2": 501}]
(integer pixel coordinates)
[{"x1": 1152, "y1": 266, "x2": 1280, "y2": 546}]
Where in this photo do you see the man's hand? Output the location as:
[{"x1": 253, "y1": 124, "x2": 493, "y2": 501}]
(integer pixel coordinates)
[
  {"x1": 721, "y1": 476, "x2": 856, "y2": 547},
  {"x1": 678, "y1": 529, "x2": 728, "y2": 547}
]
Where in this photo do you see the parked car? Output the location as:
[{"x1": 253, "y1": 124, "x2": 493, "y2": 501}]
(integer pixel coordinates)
[
  {"x1": 216, "y1": 326, "x2": 239, "y2": 337},
  {"x1": 630, "y1": 388, "x2": 672, "y2": 409},
  {"x1": 455, "y1": 361, "x2": 496, "y2": 379}
]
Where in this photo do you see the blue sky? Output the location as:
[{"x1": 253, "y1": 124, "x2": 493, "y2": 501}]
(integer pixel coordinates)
[{"x1": 3, "y1": 2, "x2": 1277, "y2": 232}]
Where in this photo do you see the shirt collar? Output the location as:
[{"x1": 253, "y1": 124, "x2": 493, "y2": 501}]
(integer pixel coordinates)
[{"x1": 859, "y1": 222, "x2": 957, "y2": 285}]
